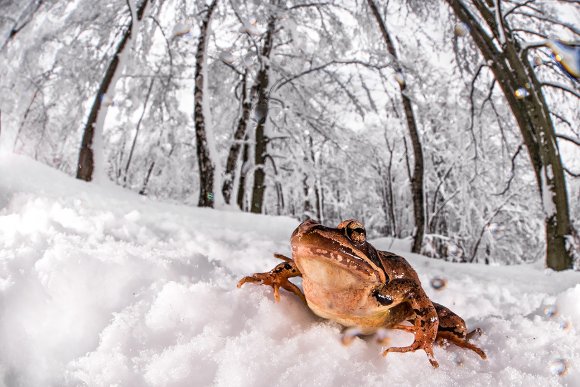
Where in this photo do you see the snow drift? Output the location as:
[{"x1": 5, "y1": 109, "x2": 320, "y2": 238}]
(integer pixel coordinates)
[{"x1": 0, "y1": 154, "x2": 578, "y2": 386}]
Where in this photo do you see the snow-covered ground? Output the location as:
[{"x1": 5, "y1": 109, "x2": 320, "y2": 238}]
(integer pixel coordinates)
[{"x1": 0, "y1": 154, "x2": 579, "y2": 387}]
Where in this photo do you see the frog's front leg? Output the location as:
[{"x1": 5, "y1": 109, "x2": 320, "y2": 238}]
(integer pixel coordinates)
[
  {"x1": 237, "y1": 253, "x2": 305, "y2": 303},
  {"x1": 375, "y1": 279, "x2": 440, "y2": 368},
  {"x1": 433, "y1": 303, "x2": 486, "y2": 359}
]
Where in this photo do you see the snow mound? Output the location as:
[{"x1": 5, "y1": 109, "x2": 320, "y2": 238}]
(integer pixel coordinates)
[{"x1": 0, "y1": 154, "x2": 579, "y2": 386}]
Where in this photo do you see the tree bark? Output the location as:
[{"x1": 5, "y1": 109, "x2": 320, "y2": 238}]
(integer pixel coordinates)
[
  {"x1": 302, "y1": 173, "x2": 312, "y2": 220},
  {"x1": 236, "y1": 134, "x2": 250, "y2": 211},
  {"x1": 76, "y1": 0, "x2": 149, "y2": 182},
  {"x1": 222, "y1": 71, "x2": 251, "y2": 204},
  {"x1": 194, "y1": 0, "x2": 219, "y2": 207},
  {"x1": 250, "y1": 11, "x2": 277, "y2": 214},
  {"x1": 446, "y1": 0, "x2": 575, "y2": 270},
  {"x1": 367, "y1": 0, "x2": 425, "y2": 254},
  {"x1": 384, "y1": 137, "x2": 398, "y2": 236}
]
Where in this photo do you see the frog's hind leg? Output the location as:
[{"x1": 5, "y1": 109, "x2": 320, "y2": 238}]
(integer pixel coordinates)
[
  {"x1": 237, "y1": 254, "x2": 305, "y2": 303},
  {"x1": 433, "y1": 303, "x2": 486, "y2": 359}
]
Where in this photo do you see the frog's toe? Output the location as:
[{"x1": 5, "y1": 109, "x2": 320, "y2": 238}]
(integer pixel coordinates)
[
  {"x1": 437, "y1": 331, "x2": 487, "y2": 359},
  {"x1": 374, "y1": 328, "x2": 391, "y2": 345},
  {"x1": 237, "y1": 261, "x2": 305, "y2": 303},
  {"x1": 237, "y1": 273, "x2": 283, "y2": 302},
  {"x1": 281, "y1": 278, "x2": 306, "y2": 303},
  {"x1": 341, "y1": 327, "x2": 363, "y2": 346},
  {"x1": 237, "y1": 273, "x2": 269, "y2": 288},
  {"x1": 273, "y1": 253, "x2": 293, "y2": 262},
  {"x1": 466, "y1": 328, "x2": 483, "y2": 340},
  {"x1": 392, "y1": 323, "x2": 416, "y2": 333},
  {"x1": 382, "y1": 342, "x2": 439, "y2": 368}
]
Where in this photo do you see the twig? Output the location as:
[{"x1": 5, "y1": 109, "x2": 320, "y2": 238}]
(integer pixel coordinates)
[{"x1": 493, "y1": 144, "x2": 523, "y2": 196}]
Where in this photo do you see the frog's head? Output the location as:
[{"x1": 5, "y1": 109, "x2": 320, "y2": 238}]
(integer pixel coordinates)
[
  {"x1": 292, "y1": 219, "x2": 366, "y2": 246},
  {"x1": 290, "y1": 219, "x2": 386, "y2": 283}
]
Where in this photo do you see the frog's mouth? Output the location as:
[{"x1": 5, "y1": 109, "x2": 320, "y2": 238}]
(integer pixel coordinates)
[
  {"x1": 294, "y1": 239, "x2": 379, "y2": 280},
  {"x1": 291, "y1": 220, "x2": 387, "y2": 284}
]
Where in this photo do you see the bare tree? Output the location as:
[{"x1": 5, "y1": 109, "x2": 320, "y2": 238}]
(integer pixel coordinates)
[
  {"x1": 194, "y1": 0, "x2": 220, "y2": 207},
  {"x1": 222, "y1": 70, "x2": 251, "y2": 204},
  {"x1": 250, "y1": 6, "x2": 277, "y2": 214},
  {"x1": 445, "y1": 0, "x2": 576, "y2": 270},
  {"x1": 367, "y1": 0, "x2": 426, "y2": 254},
  {"x1": 76, "y1": 0, "x2": 150, "y2": 182}
]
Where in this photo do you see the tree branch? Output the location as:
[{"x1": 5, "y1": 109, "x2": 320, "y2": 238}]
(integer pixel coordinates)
[
  {"x1": 273, "y1": 59, "x2": 389, "y2": 92},
  {"x1": 556, "y1": 133, "x2": 580, "y2": 147},
  {"x1": 493, "y1": 143, "x2": 523, "y2": 196},
  {"x1": 564, "y1": 167, "x2": 580, "y2": 178},
  {"x1": 542, "y1": 81, "x2": 580, "y2": 99},
  {"x1": 469, "y1": 194, "x2": 514, "y2": 263}
]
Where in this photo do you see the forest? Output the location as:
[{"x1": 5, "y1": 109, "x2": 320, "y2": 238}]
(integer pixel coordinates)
[
  {"x1": 1, "y1": 0, "x2": 579, "y2": 269},
  {"x1": 1, "y1": 1, "x2": 580, "y2": 385}
]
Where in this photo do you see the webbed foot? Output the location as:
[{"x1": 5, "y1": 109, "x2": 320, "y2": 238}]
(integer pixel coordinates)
[
  {"x1": 436, "y1": 330, "x2": 487, "y2": 359},
  {"x1": 433, "y1": 303, "x2": 487, "y2": 359}
]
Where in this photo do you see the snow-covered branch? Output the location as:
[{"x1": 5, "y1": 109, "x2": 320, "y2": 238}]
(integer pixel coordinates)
[
  {"x1": 542, "y1": 81, "x2": 580, "y2": 99},
  {"x1": 274, "y1": 60, "x2": 389, "y2": 92},
  {"x1": 556, "y1": 133, "x2": 580, "y2": 147}
]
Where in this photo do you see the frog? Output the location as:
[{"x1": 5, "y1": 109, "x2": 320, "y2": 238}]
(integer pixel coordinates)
[{"x1": 237, "y1": 219, "x2": 486, "y2": 368}]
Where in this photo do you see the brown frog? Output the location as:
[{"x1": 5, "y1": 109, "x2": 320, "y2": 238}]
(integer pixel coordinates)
[{"x1": 238, "y1": 219, "x2": 486, "y2": 367}]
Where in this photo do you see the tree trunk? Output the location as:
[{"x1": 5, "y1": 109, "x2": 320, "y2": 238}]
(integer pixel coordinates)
[
  {"x1": 222, "y1": 71, "x2": 251, "y2": 204},
  {"x1": 367, "y1": 0, "x2": 425, "y2": 254},
  {"x1": 302, "y1": 173, "x2": 312, "y2": 220},
  {"x1": 236, "y1": 133, "x2": 250, "y2": 210},
  {"x1": 194, "y1": 0, "x2": 219, "y2": 207},
  {"x1": 385, "y1": 147, "x2": 398, "y2": 236},
  {"x1": 250, "y1": 9, "x2": 277, "y2": 214},
  {"x1": 76, "y1": 0, "x2": 149, "y2": 182},
  {"x1": 446, "y1": 0, "x2": 574, "y2": 270},
  {"x1": 123, "y1": 77, "x2": 154, "y2": 186}
]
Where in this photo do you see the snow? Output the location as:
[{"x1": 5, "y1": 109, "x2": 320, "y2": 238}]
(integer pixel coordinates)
[
  {"x1": 200, "y1": 11, "x2": 224, "y2": 208},
  {"x1": 541, "y1": 166, "x2": 556, "y2": 218},
  {"x1": 171, "y1": 23, "x2": 191, "y2": 39},
  {"x1": 91, "y1": 0, "x2": 147, "y2": 184},
  {"x1": 394, "y1": 71, "x2": 406, "y2": 87},
  {"x1": 453, "y1": 22, "x2": 469, "y2": 37},
  {"x1": 238, "y1": 19, "x2": 261, "y2": 37},
  {"x1": 1, "y1": 154, "x2": 580, "y2": 386}
]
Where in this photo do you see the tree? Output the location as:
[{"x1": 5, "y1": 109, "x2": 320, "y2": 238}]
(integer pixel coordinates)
[
  {"x1": 77, "y1": 0, "x2": 150, "y2": 182},
  {"x1": 367, "y1": 0, "x2": 426, "y2": 254},
  {"x1": 222, "y1": 70, "x2": 251, "y2": 204},
  {"x1": 194, "y1": 0, "x2": 220, "y2": 207},
  {"x1": 445, "y1": 0, "x2": 577, "y2": 270},
  {"x1": 250, "y1": 4, "x2": 278, "y2": 214}
]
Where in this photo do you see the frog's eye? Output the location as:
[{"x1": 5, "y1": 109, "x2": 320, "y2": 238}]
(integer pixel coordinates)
[{"x1": 345, "y1": 222, "x2": 366, "y2": 244}]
